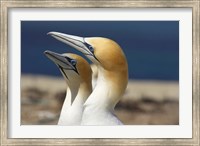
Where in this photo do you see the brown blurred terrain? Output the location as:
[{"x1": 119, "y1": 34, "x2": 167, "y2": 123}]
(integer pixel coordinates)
[{"x1": 21, "y1": 75, "x2": 179, "y2": 125}]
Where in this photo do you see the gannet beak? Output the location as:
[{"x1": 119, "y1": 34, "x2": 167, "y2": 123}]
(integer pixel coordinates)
[
  {"x1": 47, "y1": 32, "x2": 98, "y2": 61},
  {"x1": 44, "y1": 50, "x2": 78, "y2": 75}
]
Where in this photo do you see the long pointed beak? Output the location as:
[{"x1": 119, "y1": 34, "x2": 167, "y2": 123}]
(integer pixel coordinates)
[
  {"x1": 44, "y1": 50, "x2": 75, "y2": 70},
  {"x1": 47, "y1": 32, "x2": 95, "y2": 58}
]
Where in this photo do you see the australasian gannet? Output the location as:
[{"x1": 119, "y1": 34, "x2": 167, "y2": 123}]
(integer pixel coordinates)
[
  {"x1": 48, "y1": 32, "x2": 128, "y2": 125},
  {"x1": 44, "y1": 50, "x2": 92, "y2": 125}
]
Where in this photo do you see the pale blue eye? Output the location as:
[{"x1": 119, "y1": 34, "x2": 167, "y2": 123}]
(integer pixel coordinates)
[
  {"x1": 71, "y1": 60, "x2": 76, "y2": 66},
  {"x1": 83, "y1": 39, "x2": 94, "y2": 53},
  {"x1": 89, "y1": 45, "x2": 94, "y2": 53}
]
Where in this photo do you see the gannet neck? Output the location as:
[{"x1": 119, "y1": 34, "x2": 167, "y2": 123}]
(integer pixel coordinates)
[
  {"x1": 84, "y1": 65, "x2": 127, "y2": 110},
  {"x1": 59, "y1": 80, "x2": 92, "y2": 125},
  {"x1": 72, "y1": 80, "x2": 92, "y2": 105},
  {"x1": 100, "y1": 64, "x2": 128, "y2": 99},
  {"x1": 58, "y1": 87, "x2": 72, "y2": 125},
  {"x1": 58, "y1": 76, "x2": 92, "y2": 125},
  {"x1": 81, "y1": 78, "x2": 123, "y2": 125},
  {"x1": 84, "y1": 80, "x2": 110, "y2": 108}
]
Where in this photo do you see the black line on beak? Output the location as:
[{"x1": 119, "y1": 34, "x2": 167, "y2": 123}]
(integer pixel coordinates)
[
  {"x1": 58, "y1": 65, "x2": 69, "y2": 79},
  {"x1": 73, "y1": 66, "x2": 79, "y2": 75}
]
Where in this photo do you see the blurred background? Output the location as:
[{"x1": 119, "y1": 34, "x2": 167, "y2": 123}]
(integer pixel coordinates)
[{"x1": 21, "y1": 21, "x2": 179, "y2": 125}]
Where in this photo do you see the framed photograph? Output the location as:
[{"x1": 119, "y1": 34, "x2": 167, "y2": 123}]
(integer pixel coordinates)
[{"x1": 1, "y1": 0, "x2": 199, "y2": 145}]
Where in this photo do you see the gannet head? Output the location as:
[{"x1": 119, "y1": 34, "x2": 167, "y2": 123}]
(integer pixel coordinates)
[
  {"x1": 44, "y1": 50, "x2": 92, "y2": 104},
  {"x1": 48, "y1": 32, "x2": 128, "y2": 105},
  {"x1": 84, "y1": 37, "x2": 128, "y2": 105}
]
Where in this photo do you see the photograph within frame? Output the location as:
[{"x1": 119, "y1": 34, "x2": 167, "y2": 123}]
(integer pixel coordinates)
[{"x1": 21, "y1": 20, "x2": 179, "y2": 126}]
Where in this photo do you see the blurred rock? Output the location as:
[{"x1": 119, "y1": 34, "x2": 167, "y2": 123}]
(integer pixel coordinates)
[
  {"x1": 21, "y1": 74, "x2": 179, "y2": 125},
  {"x1": 55, "y1": 91, "x2": 66, "y2": 106}
]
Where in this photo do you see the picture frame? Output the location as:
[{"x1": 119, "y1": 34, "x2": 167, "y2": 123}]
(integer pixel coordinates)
[{"x1": 1, "y1": 0, "x2": 199, "y2": 145}]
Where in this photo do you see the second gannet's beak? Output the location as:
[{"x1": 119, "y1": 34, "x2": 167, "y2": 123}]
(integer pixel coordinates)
[
  {"x1": 47, "y1": 32, "x2": 99, "y2": 62},
  {"x1": 44, "y1": 50, "x2": 79, "y2": 79}
]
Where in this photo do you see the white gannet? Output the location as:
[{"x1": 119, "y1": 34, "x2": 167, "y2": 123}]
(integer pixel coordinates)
[
  {"x1": 44, "y1": 50, "x2": 92, "y2": 125},
  {"x1": 48, "y1": 32, "x2": 128, "y2": 125}
]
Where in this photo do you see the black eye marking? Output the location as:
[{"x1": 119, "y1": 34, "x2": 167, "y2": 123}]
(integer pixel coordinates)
[
  {"x1": 64, "y1": 57, "x2": 76, "y2": 66},
  {"x1": 83, "y1": 42, "x2": 94, "y2": 54},
  {"x1": 83, "y1": 42, "x2": 100, "y2": 62},
  {"x1": 64, "y1": 57, "x2": 79, "y2": 75},
  {"x1": 82, "y1": 39, "x2": 101, "y2": 62}
]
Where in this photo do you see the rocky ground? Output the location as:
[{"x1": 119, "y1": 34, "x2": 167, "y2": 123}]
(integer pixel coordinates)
[{"x1": 21, "y1": 75, "x2": 179, "y2": 125}]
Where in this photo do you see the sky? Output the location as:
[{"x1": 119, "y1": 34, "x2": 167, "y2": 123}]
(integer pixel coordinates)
[{"x1": 21, "y1": 21, "x2": 179, "y2": 80}]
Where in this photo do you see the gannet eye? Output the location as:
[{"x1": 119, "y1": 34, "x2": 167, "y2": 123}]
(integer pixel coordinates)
[
  {"x1": 89, "y1": 45, "x2": 94, "y2": 53},
  {"x1": 84, "y1": 41, "x2": 94, "y2": 54},
  {"x1": 71, "y1": 59, "x2": 77, "y2": 66}
]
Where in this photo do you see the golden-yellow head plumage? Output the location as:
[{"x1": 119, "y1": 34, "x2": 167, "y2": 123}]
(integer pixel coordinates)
[
  {"x1": 85, "y1": 38, "x2": 127, "y2": 70},
  {"x1": 85, "y1": 37, "x2": 128, "y2": 97},
  {"x1": 64, "y1": 53, "x2": 92, "y2": 91}
]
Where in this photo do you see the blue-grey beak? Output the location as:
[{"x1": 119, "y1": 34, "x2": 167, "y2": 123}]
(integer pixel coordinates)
[
  {"x1": 44, "y1": 50, "x2": 79, "y2": 76},
  {"x1": 47, "y1": 32, "x2": 96, "y2": 60}
]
